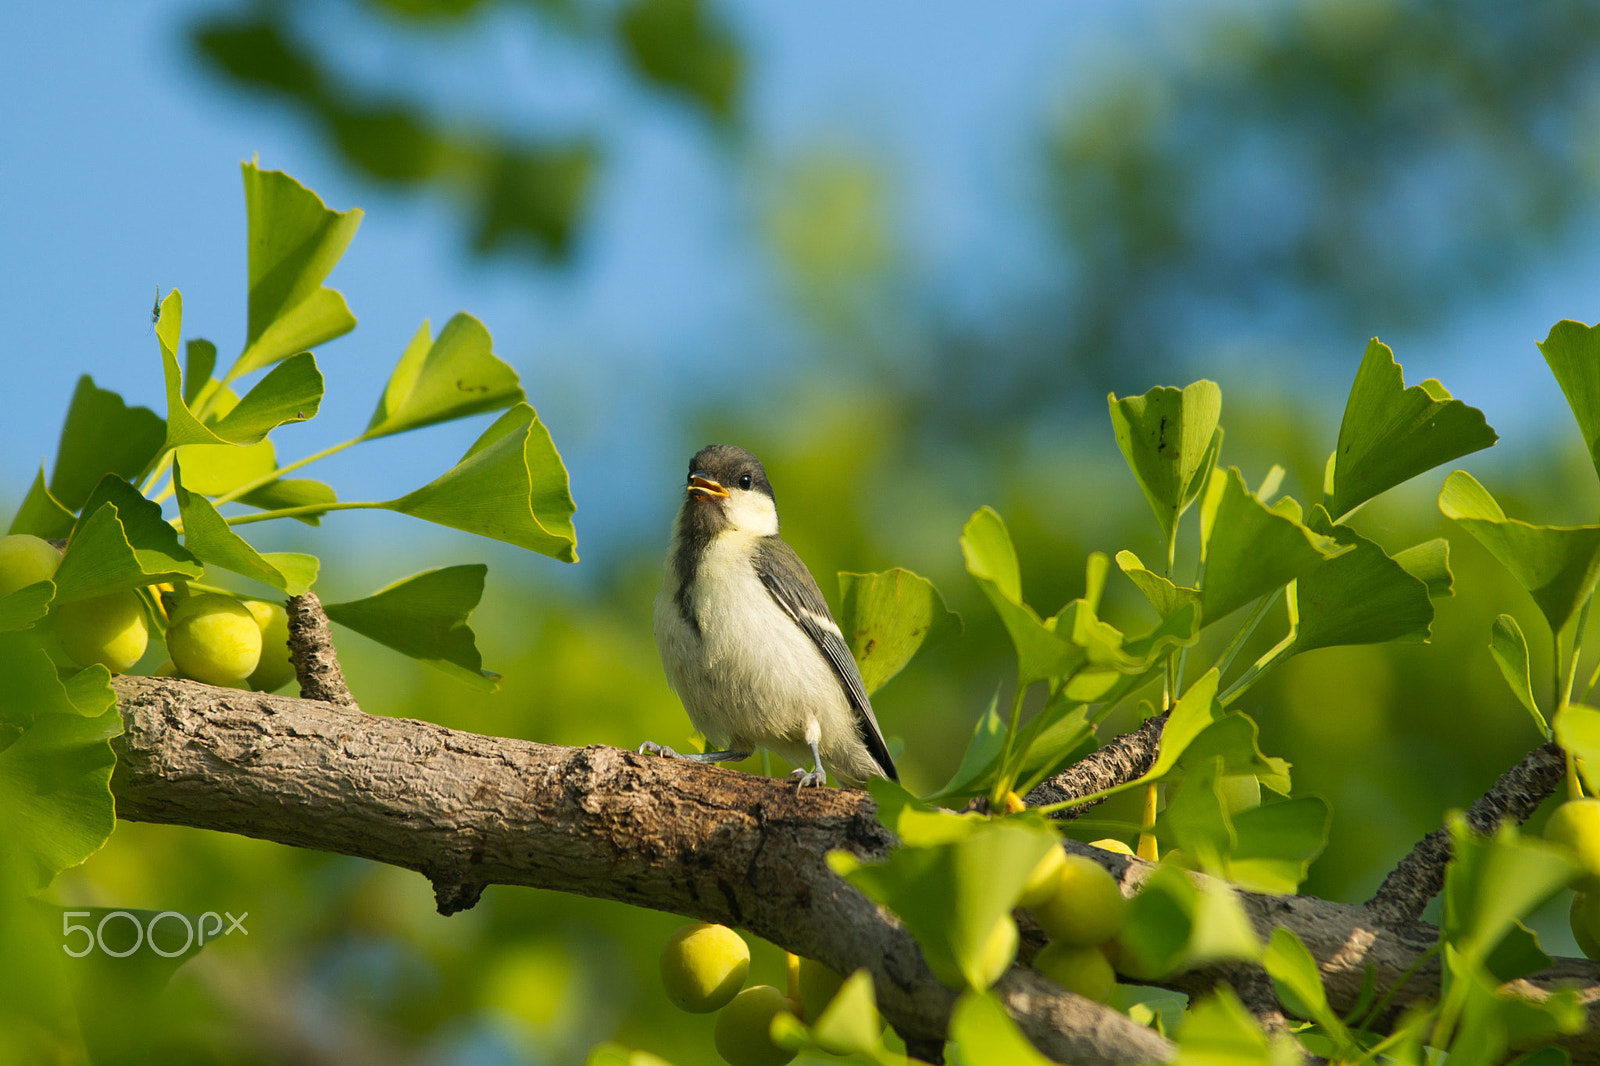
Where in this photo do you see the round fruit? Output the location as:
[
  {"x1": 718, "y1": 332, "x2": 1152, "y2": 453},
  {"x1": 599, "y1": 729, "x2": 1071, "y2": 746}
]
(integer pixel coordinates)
[
  {"x1": 166, "y1": 594, "x2": 262, "y2": 686},
  {"x1": 926, "y1": 915, "x2": 1018, "y2": 989},
  {"x1": 1032, "y1": 855, "x2": 1129, "y2": 947},
  {"x1": 659, "y1": 922, "x2": 750, "y2": 1013},
  {"x1": 1089, "y1": 838, "x2": 1134, "y2": 856},
  {"x1": 1034, "y1": 941, "x2": 1117, "y2": 1003},
  {"x1": 243, "y1": 600, "x2": 295, "y2": 691},
  {"x1": 1017, "y1": 846, "x2": 1066, "y2": 908},
  {"x1": 53, "y1": 591, "x2": 149, "y2": 673},
  {"x1": 713, "y1": 985, "x2": 799, "y2": 1066},
  {"x1": 0, "y1": 535, "x2": 61, "y2": 598},
  {"x1": 797, "y1": 956, "x2": 844, "y2": 1023},
  {"x1": 1546, "y1": 799, "x2": 1600, "y2": 889},
  {"x1": 1573, "y1": 893, "x2": 1600, "y2": 960}
]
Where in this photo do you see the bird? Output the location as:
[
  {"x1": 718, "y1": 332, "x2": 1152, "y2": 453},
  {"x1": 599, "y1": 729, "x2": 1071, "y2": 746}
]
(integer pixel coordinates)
[{"x1": 644, "y1": 444, "x2": 898, "y2": 789}]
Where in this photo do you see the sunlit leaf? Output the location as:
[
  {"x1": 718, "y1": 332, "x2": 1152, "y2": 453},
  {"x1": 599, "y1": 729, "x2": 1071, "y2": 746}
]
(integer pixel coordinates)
[
  {"x1": 323, "y1": 565, "x2": 499, "y2": 690},
  {"x1": 1444, "y1": 952, "x2": 1584, "y2": 1066},
  {"x1": 1538, "y1": 319, "x2": 1600, "y2": 481},
  {"x1": 183, "y1": 339, "x2": 217, "y2": 406},
  {"x1": 1291, "y1": 506, "x2": 1433, "y2": 652},
  {"x1": 1200, "y1": 468, "x2": 1345, "y2": 625},
  {"x1": 385, "y1": 403, "x2": 578, "y2": 562},
  {"x1": 1441, "y1": 816, "x2": 1580, "y2": 970},
  {"x1": 1393, "y1": 538, "x2": 1453, "y2": 599},
  {"x1": 1489, "y1": 615, "x2": 1546, "y2": 737},
  {"x1": 1173, "y1": 988, "x2": 1292, "y2": 1066},
  {"x1": 1143, "y1": 669, "x2": 1224, "y2": 783},
  {"x1": 0, "y1": 708, "x2": 121, "y2": 896},
  {"x1": 1176, "y1": 714, "x2": 1292, "y2": 796},
  {"x1": 1263, "y1": 928, "x2": 1349, "y2": 1048},
  {"x1": 51, "y1": 478, "x2": 202, "y2": 603},
  {"x1": 1116, "y1": 550, "x2": 1201, "y2": 619},
  {"x1": 1227, "y1": 798, "x2": 1330, "y2": 894},
  {"x1": 808, "y1": 969, "x2": 881, "y2": 1057},
  {"x1": 833, "y1": 811, "x2": 1053, "y2": 990},
  {"x1": 176, "y1": 440, "x2": 277, "y2": 496},
  {"x1": 235, "y1": 161, "x2": 362, "y2": 377},
  {"x1": 364, "y1": 315, "x2": 524, "y2": 440},
  {"x1": 9, "y1": 465, "x2": 76, "y2": 539},
  {"x1": 930, "y1": 689, "x2": 1006, "y2": 799},
  {"x1": 1554, "y1": 704, "x2": 1600, "y2": 796},
  {"x1": 961, "y1": 507, "x2": 1084, "y2": 685},
  {"x1": 0, "y1": 632, "x2": 80, "y2": 726},
  {"x1": 947, "y1": 991, "x2": 1056, "y2": 1066},
  {"x1": 1329, "y1": 338, "x2": 1497, "y2": 520},
  {"x1": 837, "y1": 568, "x2": 962, "y2": 695},
  {"x1": 174, "y1": 464, "x2": 318, "y2": 597},
  {"x1": 1439, "y1": 469, "x2": 1600, "y2": 635},
  {"x1": 1109, "y1": 381, "x2": 1223, "y2": 545},
  {"x1": 45, "y1": 377, "x2": 165, "y2": 511}
]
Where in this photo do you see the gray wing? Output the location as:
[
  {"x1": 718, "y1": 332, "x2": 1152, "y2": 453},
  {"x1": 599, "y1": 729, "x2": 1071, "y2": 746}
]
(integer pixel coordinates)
[{"x1": 753, "y1": 537, "x2": 898, "y2": 781}]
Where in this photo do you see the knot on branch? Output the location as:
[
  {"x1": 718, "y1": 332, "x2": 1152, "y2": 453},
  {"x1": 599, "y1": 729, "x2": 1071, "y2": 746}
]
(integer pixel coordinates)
[{"x1": 286, "y1": 591, "x2": 358, "y2": 708}]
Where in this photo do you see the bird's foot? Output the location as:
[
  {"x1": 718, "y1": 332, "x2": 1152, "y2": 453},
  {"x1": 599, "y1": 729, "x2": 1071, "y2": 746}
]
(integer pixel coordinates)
[
  {"x1": 789, "y1": 766, "x2": 828, "y2": 791},
  {"x1": 638, "y1": 741, "x2": 683, "y2": 759}
]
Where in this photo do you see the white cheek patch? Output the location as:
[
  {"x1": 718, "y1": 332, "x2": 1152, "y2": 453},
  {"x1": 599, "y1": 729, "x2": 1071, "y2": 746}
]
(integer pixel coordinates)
[{"x1": 721, "y1": 489, "x2": 779, "y2": 537}]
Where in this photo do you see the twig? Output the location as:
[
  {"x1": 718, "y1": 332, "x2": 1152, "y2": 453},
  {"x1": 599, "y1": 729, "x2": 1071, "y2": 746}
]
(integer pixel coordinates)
[
  {"x1": 1365, "y1": 742, "x2": 1566, "y2": 923},
  {"x1": 1024, "y1": 712, "x2": 1169, "y2": 818},
  {"x1": 285, "y1": 592, "x2": 357, "y2": 708}
]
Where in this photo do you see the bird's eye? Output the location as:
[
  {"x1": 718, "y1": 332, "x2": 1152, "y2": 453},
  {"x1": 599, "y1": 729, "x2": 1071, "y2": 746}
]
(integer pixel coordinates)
[{"x1": 739, "y1": 473, "x2": 753, "y2": 490}]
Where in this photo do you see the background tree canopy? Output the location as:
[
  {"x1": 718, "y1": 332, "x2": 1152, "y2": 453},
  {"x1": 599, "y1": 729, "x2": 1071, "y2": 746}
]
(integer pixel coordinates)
[{"x1": 9, "y1": 0, "x2": 1600, "y2": 1062}]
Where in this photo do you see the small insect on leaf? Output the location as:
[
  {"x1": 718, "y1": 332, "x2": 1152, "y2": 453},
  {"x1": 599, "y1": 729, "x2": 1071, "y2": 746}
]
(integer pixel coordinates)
[{"x1": 151, "y1": 286, "x2": 161, "y2": 325}]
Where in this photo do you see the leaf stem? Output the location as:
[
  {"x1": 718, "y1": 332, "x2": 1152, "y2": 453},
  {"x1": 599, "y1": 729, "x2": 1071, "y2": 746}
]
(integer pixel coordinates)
[
  {"x1": 210, "y1": 435, "x2": 366, "y2": 508},
  {"x1": 223, "y1": 501, "x2": 383, "y2": 527},
  {"x1": 990, "y1": 681, "x2": 1032, "y2": 810},
  {"x1": 1564, "y1": 594, "x2": 1593, "y2": 714},
  {"x1": 1219, "y1": 629, "x2": 1295, "y2": 707},
  {"x1": 1214, "y1": 589, "x2": 1282, "y2": 687}
]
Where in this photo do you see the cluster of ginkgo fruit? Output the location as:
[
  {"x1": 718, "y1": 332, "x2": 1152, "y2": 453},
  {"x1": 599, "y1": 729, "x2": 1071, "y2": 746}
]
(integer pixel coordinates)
[
  {"x1": 0, "y1": 533, "x2": 295, "y2": 692},
  {"x1": 1016, "y1": 839, "x2": 1134, "y2": 1004},
  {"x1": 1546, "y1": 797, "x2": 1600, "y2": 956},
  {"x1": 658, "y1": 921, "x2": 871, "y2": 1066}
]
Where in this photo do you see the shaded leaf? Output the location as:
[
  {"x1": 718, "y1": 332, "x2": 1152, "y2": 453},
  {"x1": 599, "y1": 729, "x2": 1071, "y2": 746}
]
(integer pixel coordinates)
[
  {"x1": 1263, "y1": 927, "x2": 1345, "y2": 1037},
  {"x1": 1174, "y1": 989, "x2": 1293, "y2": 1066},
  {"x1": 0, "y1": 708, "x2": 121, "y2": 895},
  {"x1": 1539, "y1": 319, "x2": 1600, "y2": 481},
  {"x1": 9, "y1": 465, "x2": 76, "y2": 539},
  {"x1": 1439, "y1": 470, "x2": 1600, "y2": 635},
  {"x1": 323, "y1": 565, "x2": 498, "y2": 690},
  {"x1": 386, "y1": 404, "x2": 577, "y2": 562},
  {"x1": 837, "y1": 568, "x2": 961, "y2": 695},
  {"x1": 1489, "y1": 615, "x2": 1546, "y2": 737},
  {"x1": 1484, "y1": 921, "x2": 1552, "y2": 984},
  {"x1": 1329, "y1": 338, "x2": 1497, "y2": 519},
  {"x1": 1291, "y1": 506, "x2": 1434, "y2": 652},
  {"x1": 1441, "y1": 816, "x2": 1580, "y2": 970},
  {"x1": 183, "y1": 339, "x2": 217, "y2": 406},
  {"x1": 46, "y1": 377, "x2": 165, "y2": 511},
  {"x1": 236, "y1": 161, "x2": 362, "y2": 377},
  {"x1": 618, "y1": 0, "x2": 742, "y2": 121},
  {"x1": 52, "y1": 478, "x2": 202, "y2": 603},
  {"x1": 237, "y1": 478, "x2": 338, "y2": 525},
  {"x1": 0, "y1": 631, "x2": 81, "y2": 727},
  {"x1": 1200, "y1": 468, "x2": 1345, "y2": 625},
  {"x1": 1227, "y1": 798, "x2": 1330, "y2": 894},
  {"x1": 0, "y1": 582, "x2": 53, "y2": 634},
  {"x1": 173, "y1": 464, "x2": 318, "y2": 597},
  {"x1": 1554, "y1": 704, "x2": 1600, "y2": 796},
  {"x1": 365, "y1": 314, "x2": 524, "y2": 440},
  {"x1": 808, "y1": 969, "x2": 881, "y2": 1057},
  {"x1": 930, "y1": 689, "x2": 1006, "y2": 799},
  {"x1": 1109, "y1": 381, "x2": 1222, "y2": 544},
  {"x1": 947, "y1": 991, "x2": 1056, "y2": 1066}
]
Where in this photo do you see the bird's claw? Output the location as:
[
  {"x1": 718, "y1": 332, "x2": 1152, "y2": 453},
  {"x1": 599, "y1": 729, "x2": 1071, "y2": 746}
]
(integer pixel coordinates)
[
  {"x1": 789, "y1": 767, "x2": 827, "y2": 791},
  {"x1": 639, "y1": 741, "x2": 683, "y2": 759}
]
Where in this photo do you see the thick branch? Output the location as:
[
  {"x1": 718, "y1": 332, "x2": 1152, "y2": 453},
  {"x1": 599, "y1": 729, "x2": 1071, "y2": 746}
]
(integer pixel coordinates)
[
  {"x1": 108, "y1": 677, "x2": 1171, "y2": 1066},
  {"x1": 1365, "y1": 741, "x2": 1566, "y2": 923},
  {"x1": 1024, "y1": 712, "x2": 1168, "y2": 817}
]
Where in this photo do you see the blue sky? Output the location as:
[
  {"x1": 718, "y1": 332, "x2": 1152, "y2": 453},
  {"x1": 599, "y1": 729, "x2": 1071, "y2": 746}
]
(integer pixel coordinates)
[{"x1": 2, "y1": 1, "x2": 1592, "y2": 590}]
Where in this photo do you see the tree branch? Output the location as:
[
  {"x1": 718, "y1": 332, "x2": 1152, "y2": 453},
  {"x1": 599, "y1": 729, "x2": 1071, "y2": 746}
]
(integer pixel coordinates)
[
  {"x1": 1024, "y1": 712, "x2": 1168, "y2": 817},
  {"x1": 1365, "y1": 741, "x2": 1567, "y2": 923},
  {"x1": 107, "y1": 676, "x2": 1173, "y2": 1066},
  {"x1": 285, "y1": 592, "x2": 357, "y2": 708}
]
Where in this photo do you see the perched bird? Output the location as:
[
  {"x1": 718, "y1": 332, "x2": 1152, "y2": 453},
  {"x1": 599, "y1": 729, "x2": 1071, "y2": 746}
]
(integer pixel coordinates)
[{"x1": 645, "y1": 444, "x2": 898, "y2": 788}]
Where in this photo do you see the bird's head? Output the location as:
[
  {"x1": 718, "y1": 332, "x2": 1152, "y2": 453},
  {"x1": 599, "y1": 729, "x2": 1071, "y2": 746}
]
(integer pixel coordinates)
[{"x1": 680, "y1": 444, "x2": 778, "y2": 537}]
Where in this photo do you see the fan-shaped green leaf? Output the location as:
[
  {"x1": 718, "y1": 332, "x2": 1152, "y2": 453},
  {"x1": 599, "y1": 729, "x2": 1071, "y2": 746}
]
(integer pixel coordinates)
[
  {"x1": 837, "y1": 568, "x2": 961, "y2": 696},
  {"x1": 1291, "y1": 506, "x2": 1434, "y2": 652},
  {"x1": 1394, "y1": 538, "x2": 1454, "y2": 599},
  {"x1": 960, "y1": 508, "x2": 1086, "y2": 685},
  {"x1": 364, "y1": 315, "x2": 524, "y2": 440},
  {"x1": 1116, "y1": 549, "x2": 1200, "y2": 619},
  {"x1": 1228, "y1": 798, "x2": 1329, "y2": 894},
  {"x1": 385, "y1": 404, "x2": 577, "y2": 562},
  {"x1": 176, "y1": 441, "x2": 277, "y2": 496},
  {"x1": 323, "y1": 565, "x2": 499, "y2": 690},
  {"x1": 51, "y1": 478, "x2": 202, "y2": 603},
  {"x1": 1109, "y1": 381, "x2": 1223, "y2": 543},
  {"x1": 9, "y1": 465, "x2": 76, "y2": 539},
  {"x1": 184, "y1": 339, "x2": 217, "y2": 405},
  {"x1": 1442, "y1": 816, "x2": 1580, "y2": 971},
  {"x1": 1439, "y1": 470, "x2": 1600, "y2": 635},
  {"x1": 0, "y1": 583, "x2": 54, "y2": 634},
  {"x1": 1555, "y1": 704, "x2": 1600, "y2": 796},
  {"x1": 948, "y1": 992, "x2": 1057, "y2": 1066},
  {"x1": 0, "y1": 632, "x2": 80, "y2": 726},
  {"x1": 46, "y1": 377, "x2": 165, "y2": 511},
  {"x1": 1329, "y1": 338, "x2": 1497, "y2": 519},
  {"x1": 1489, "y1": 615, "x2": 1546, "y2": 737},
  {"x1": 0, "y1": 707, "x2": 120, "y2": 896},
  {"x1": 237, "y1": 478, "x2": 338, "y2": 526},
  {"x1": 1200, "y1": 468, "x2": 1346, "y2": 625},
  {"x1": 173, "y1": 464, "x2": 318, "y2": 596},
  {"x1": 1538, "y1": 319, "x2": 1600, "y2": 481},
  {"x1": 235, "y1": 161, "x2": 361, "y2": 377}
]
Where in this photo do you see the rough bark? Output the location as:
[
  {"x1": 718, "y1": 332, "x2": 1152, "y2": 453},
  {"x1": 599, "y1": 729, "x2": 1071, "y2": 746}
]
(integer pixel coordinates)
[
  {"x1": 285, "y1": 592, "x2": 357, "y2": 708},
  {"x1": 1024, "y1": 711, "x2": 1169, "y2": 817}
]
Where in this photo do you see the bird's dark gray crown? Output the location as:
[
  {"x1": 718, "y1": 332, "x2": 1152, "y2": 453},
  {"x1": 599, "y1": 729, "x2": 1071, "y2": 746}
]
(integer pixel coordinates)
[{"x1": 688, "y1": 444, "x2": 775, "y2": 500}]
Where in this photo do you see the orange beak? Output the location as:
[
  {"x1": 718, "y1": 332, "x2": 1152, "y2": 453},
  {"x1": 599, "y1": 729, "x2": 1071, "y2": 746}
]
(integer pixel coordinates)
[{"x1": 687, "y1": 474, "x2": 729, "y2": 500}]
